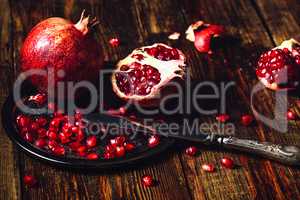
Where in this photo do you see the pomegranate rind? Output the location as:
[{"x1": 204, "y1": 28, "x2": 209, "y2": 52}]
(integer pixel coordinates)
[{"x1": 111, "y1": 43, "x2": 186, "y2": 106}]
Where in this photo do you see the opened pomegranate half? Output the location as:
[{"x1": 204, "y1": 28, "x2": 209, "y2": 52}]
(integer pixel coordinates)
[
  {"x1": 256, "y1": 38, "x2": 300, "y2": 90},
  {"x1": 111, "y1": 43, "x2": 186, "y2": 106}
]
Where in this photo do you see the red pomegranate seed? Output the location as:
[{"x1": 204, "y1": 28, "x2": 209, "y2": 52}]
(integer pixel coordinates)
[
  {"x1": 50, "y1": 118, "x2": 61, "y2": 128},
  {"x1": 35, "y1": 117, "x2": 47, "y2": 127},
  {"x1": 76, "y1": 129, "x2": 85, "y2": 141},
  {"x1": 58, "y1": 132, "x2": 71, "y2": 144},
  {"x1": 24, "y1": 132, "x2": 34, "y2": 143},
  {"x1": 23, "y1": 175, "x2": 37, "y2": 187},
  {"x1": 69, "y1": 142, "x2": 81, "y2": 151},
  {"x1": 37, "y1": 128, "x2": 47, "y2": 138},
  {"x1": 110, "y1": 136, "x2": 126, "y2": 147},
  {"x1": 47, "y1": 130, "x2": 57, "y2": 140},
  {"x1": 35, "y1": 138, "x2": 47, "y2": 148},
  {"x1": 221, "y1": 157, "x2": 234, "y2": 169},
  {"x1": 71, "y1": 126, "x2": 79, "y2": 134},
  {"x1": 287, "y1": 110, "x2": 296, "y2": 120},
  {"x1": 201, "y1": 164, "x2": 215, "y2": 172},
  {"x1": 125, "y1": 143, "x2": 135, "y2": 151},
  {"x1": 185, "y1": 146, "x2": 198, "y2": 156},
  {"x1": 142, "y1": 175, "x2": 154, "y2": 187},
  {"x1": 29, "y1": 122, "x2": 39, "y2": 133},
  {"x1": 86, "y1": 135, "x2": 97, "y2": 148},
  {"x1": 145, "y1": 44, "x2": 179, "y2": 61},
  {"x1": 52, "y1": 146, "x2": 65, "y2": 156},
  {"x1": 241, "y1": 114, "x2": 254, "y2": 126},
  {"x1": 48, "y1": 140, "x2": 58, "y2": 150},
  {"x1": 216, "y1": 114, "x2": 230, "y2": 123},
  {"x1": 87, "y1": 153, "x2": 99, "y2": 160},
  {"x1": 109, "y1": 38, "x2": 120, "y2": 47},
  {"x1": 115, "y1": 146, "x2": 126, "y2": 157},
  {"x1": 77, "y1": 145, "x2": 87, "y2": 156},
  {"x1": 16, "y1": 115, "x2": 31, "y2": 128},
  {"x1": 148, "y1": 135, "x2": 160, "y2": 148},
  {"x1": 104, "y1": 151, "x2": 115, "y2": 159}
]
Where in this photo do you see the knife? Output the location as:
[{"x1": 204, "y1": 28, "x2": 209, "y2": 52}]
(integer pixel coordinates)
[{"x1": 83, "y1": 113, "x2": 300, "y2": 166}]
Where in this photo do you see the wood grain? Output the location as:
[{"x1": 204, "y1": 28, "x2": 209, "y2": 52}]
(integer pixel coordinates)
[{"x1": 1, "y1": 0, "x2": 300, "y2": 199}]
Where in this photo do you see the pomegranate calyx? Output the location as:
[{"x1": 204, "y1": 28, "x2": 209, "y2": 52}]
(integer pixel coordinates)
[
  {"x1": 75, "y1": 10, "x2": 99, "y2": 35},
  {"x1": 274, "y1": 38, "x2": 300, "y2": 53}
]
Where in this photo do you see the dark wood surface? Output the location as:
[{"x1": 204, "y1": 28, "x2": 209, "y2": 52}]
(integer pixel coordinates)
[{"x1": 1, "y1": 0, "x2": 300, "y2": 199}]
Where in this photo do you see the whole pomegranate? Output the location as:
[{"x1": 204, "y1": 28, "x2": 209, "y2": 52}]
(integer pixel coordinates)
[
  {"x1": 111, "y1": 43, "x2": 186, "y2": 106},
  {"x1": 256, "y1": 38, "x2": 300, "y2": 90},
  {"x1": 20, "y1": 11, "x2": 103, "y2": 94}
]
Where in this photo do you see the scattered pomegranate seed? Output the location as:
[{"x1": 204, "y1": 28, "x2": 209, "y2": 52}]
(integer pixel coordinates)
[
  {"x1": 34, "y1": 138, "x2": 47, "y2": 148},
  {"x1": 125, "y1": 143, "x2": 135, "y2": 151},
  {"x1": 287, "y1": 110, "x2": 296, "y2": 120},
  {"x1": 109, "y1": 38, "x2": 120, "y2": 47},
  {"x1": 87, "y1": 153, "x2": 99, "y2": 160},
  {"x1": 148, "y1": 135, "x2": 160, "y2": 148},
  {"x1": 241, "y1": 114, "x2": 253, "y2": 126},
  {"x1": 142, "y1": 175, "x2": 154, "y2": 187},
  {"x1": 216, "y1": 114, "x2": 230, "y2": 123},
  {"x1": 185, "y1": 146, "x2": 198, "y2": 156},
  {"x1": 115, "y1": 146, "x2": 126, "y2": 157},
  {"x1": 23, "y1": 175, "x2": 37, "y2": 187},
  {"x1": 201, "y1": 164, "x2": 215, "y2": 172},
  {"x1": 221, "y1": 157, "x2": 234, "y2": 169},
  {"x1": 86, "y1": 135, "x2": 97, "y2": 148}
]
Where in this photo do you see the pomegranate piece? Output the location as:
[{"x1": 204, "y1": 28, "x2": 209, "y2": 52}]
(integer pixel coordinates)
[
  {"x1": 241, "y1": 114, "x2": 254, "y2": 126},
  {"x1": 109, "y1": 38, "x2": 120, "y2": 47},
  {"x1": 201, "y1": 164, "x2": 215, "y2": 172},
  {"x1": 216, "y1": 114, "x2": 230, "y2": 123},
  {"x1": 20, "y1": 11, "x2": 103, "y2": 94},
  {"x1": 256, "y1": 38, "x2": 300, "y2": 90},
  {"x1": 112, "y1": 43, "x2": 186, "y2": 106},
  {"x1": 142, "y1": 175, "x2": 154, "y2": 187},
  {"x1": 148, "y1": 135, "x2": 160, "y2": 148},
  {"x1": 23, "y1": 175, "x2": 37, "y2": 187},
  {"x1": 185, "y1": 21, "x2": 224, "y2": 53},
  {"x1": 221, "y1": 157, "x2": 234, "y2": 169},
  {"x1": 185, "y1": 146, "x2": 198, "y2": 156}
]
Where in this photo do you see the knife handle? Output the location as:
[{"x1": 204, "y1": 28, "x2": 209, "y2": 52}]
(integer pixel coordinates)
[{"x1": 218, "y1": 136, "x2": 300, "y2": 166}]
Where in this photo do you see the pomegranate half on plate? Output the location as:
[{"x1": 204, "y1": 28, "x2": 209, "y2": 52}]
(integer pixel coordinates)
[{"x1": 111, "y1": 43, "x2": 186, "y2": 106}]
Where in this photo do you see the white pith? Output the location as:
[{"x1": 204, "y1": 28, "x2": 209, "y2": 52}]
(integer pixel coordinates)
[
  {"x1": 112, "y1": 43, "x2": 186, "y2": 101},
  {"x1": 185, "y1": 21, "x2": 205, "y2": 42}
]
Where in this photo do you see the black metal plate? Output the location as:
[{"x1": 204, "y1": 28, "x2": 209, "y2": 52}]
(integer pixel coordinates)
[{"x1": 1, "y1": 88, "x2": 174, "y2": 170}]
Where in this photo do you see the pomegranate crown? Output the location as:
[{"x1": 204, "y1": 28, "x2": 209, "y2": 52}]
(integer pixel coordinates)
[{"x1": 74, "y1": 10, "x2": 99, "y2": 35}]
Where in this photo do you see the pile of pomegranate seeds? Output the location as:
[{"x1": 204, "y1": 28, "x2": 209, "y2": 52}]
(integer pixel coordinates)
[
  {"x1": 115, "y1": 62, "x2": 161, "y2": 95},
  {"x1": 185, "y1": 146, "x2": 198, "y2": 156},
  {"x1": 142, "y1": 175, "x2": 154, "y2": 187},
  {"x1": 216, "y1": 114, "x2": 230, "y2": 123}
]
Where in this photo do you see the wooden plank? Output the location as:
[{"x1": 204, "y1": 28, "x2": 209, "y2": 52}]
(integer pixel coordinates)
[
  {"x1": 176, "y1": 0, "x2": 300, "y2": 199},
  {"x1": 0, "y1": 0, "x2": 21, "y2": 199},
  {"x1": 10, "y1": 0, "x2": 191, "y2": 199}
]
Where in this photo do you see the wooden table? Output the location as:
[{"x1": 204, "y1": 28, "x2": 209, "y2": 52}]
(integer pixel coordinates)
[{"x1": 1, "y1": 0, "x2": 300, "y2": 199}]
